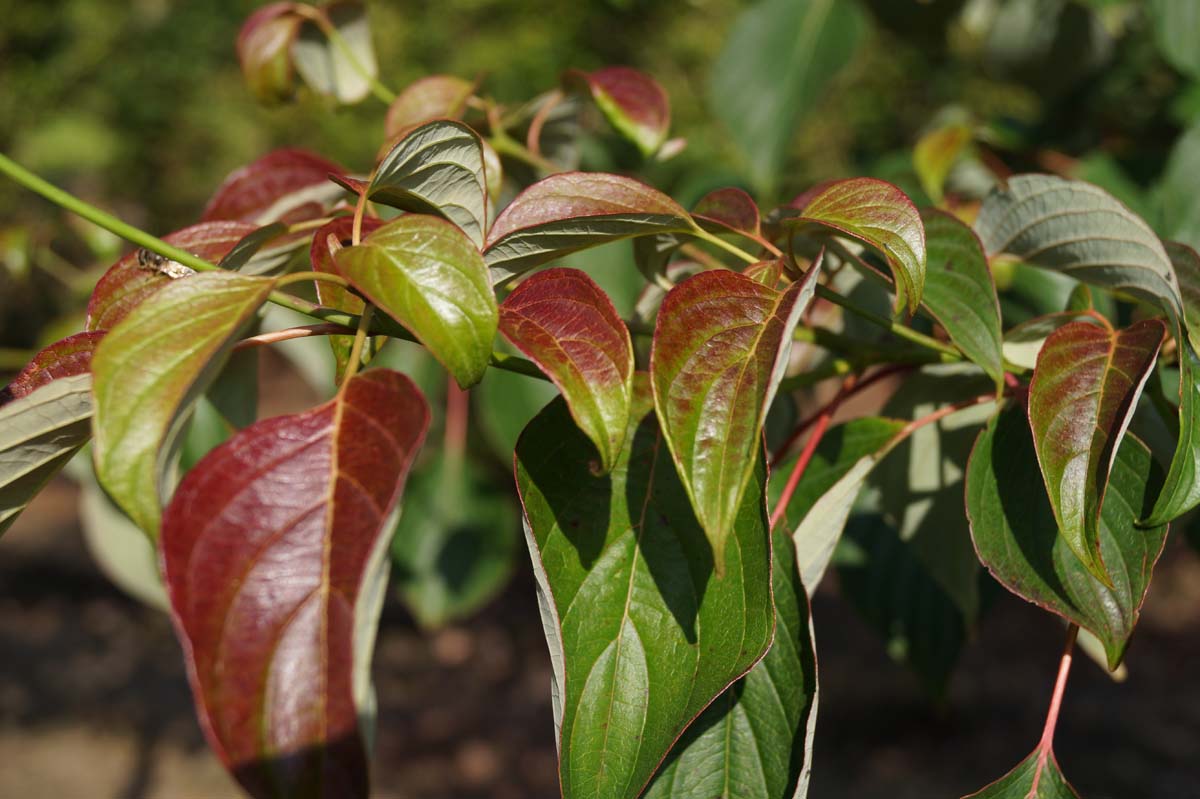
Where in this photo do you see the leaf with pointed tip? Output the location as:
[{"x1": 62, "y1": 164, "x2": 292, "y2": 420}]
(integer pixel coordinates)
[
  {"x1": 963, "y1": 747, "x2": 1080, "y2": 798},
  {"x1": 291, "y1": 0, "x2": 378, "y2": 104},
  {"x1": 692, "y1": 187, "x2": 762, "y2": 239},
  {"x1": 335, "y1": 215, "x2": 498, "y2": 388},
  {"x1": 781, "y1": 178, "x2": 926, "y2": 316},
  {"x1": 484, "y1": 172, "x2": 695, "y2": 285},
  {"x1": 975, "y1": 174, "x2": 1186, "y2": 338},
  {"x1": 567, "y1": 66, "x2": 670, "y2": 157},
  {"x1": 498, "y1": 268, "x2": 633, "y2": 472},
  {"x1": 87, "y1": 222, "x2": 257, "y2": 331},
  {"x1": 966, "y1": 406, "x2": 1168, "y2": 668},
  {"x1": 202, "y1": 148, "x2": 347, "y2": 225},
  {"x1": 236, "y1": 2, "x2": 302, "y2": 103},
  {"x1": 515, "y1": 378, "x2": 773, "y2": 799},
  {"x1": 384, "y1": 75, "x2": 475, "y2": 138},
  {"x1": 920, "y1": 209, "x2": 1003, "y2": 386},
  {"x1": 368, "y1": 120, "x2": 489, "y2": 248},
  {"x1": 644, "y1": 523, "x2": 818, "y2": 799},
  {"x1": 1001, "y1": 312, "x2": 1104, "y2": 371},
  {"x1": 0, "y1": 331, "x2": 102, "y2": 404},
  {"x1": 0, "y1": 374, "x2": 93, "y2": 537},
  {"x1": 914, "y1": 123, "x2": 971, "y2": 203},
  {"x1": 162, "y1": 369, "x2": 429, "y2": 799},
  {"x1": 1027, "y1": 319, "x2": 1164, "y2": 581},
  {"x1": 651, "y1": 260, "x2": 822, "y2": 574},
  {"x1": 92, "y1": 272, "x2": 276, "y2": 537}
]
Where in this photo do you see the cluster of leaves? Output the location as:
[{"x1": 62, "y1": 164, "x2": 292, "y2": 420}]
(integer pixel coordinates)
[{"x1": 3, "y1": 2, "x2": 1200, "y2": 798}]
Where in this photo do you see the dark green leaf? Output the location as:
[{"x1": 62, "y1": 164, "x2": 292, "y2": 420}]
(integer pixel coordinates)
[{"x1": 963, "y1": 747, "x2": 1080, "y2": 798}]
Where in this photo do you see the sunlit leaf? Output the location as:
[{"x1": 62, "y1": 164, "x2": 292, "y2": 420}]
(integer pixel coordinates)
[
  {"x1": 92, "y1": 272, "x2": 276, "y2": 536},
  {"x1": 515, "y1": 378, "x2": 773, "y2": 799},
  {"x1": 369, "y1": 120, "x2": 489, "y2": 248},
  {"x1": 963, "y1": 747, "x2": 1080, "y2": 798},
  {"x1": 1027, "y1": 319, "x2": 1164, "y2": 581},
  {"x1": 1001, "y1": 311, "x2": 1104, "y2": 371},
  {"x1": 567, "y1": 66, "x2": 670, "y2": 157},
  {"x1": 499, "y1": 268, "x2": 633, "y2": 472},
  {"x1": 692, "y1": 187, "x2": 761, "y2": 239},
  {"x1": 913, "y1": 122, "x2": 972, "y2": 203},
  {"x1": 236, "y1": 2, "x2": 302, "y2": 103},
  {"x1": 384, "y1": 75, "x2": 475, "y2": 139},
  {"x1": 202, "y1": 148, "x2": 348, "y2": 226},
  {"x1": 651, "y1": 259, "x2": 821, "y2": 574},
  {"x1": 966, "y1": 406, "x2": 1167, "y2": 668},
  {"x1": 335, "y1": 215, "x2": 498, "y2": 388},
  {"x1": 291, "y1": 0, "x2": 378, "y2": 104},
  {"x1": 484, "y1": 172, "x2": 695, "y2": 285},
  {"x1": 162, "y1": 369, "x2": 429, "y2": 799},
  {"x1": 0, "y1": 331, "x2": 102, "y2": 404}
]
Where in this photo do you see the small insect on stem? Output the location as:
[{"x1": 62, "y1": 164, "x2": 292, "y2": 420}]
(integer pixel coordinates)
[{"x1": 136, "y1": 248, "x2": 197, "y2": 279}]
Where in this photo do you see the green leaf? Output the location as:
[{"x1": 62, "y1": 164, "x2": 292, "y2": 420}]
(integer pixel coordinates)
[
  {"x1": 336, "y1": 215, "x2": 498, "y2": 388},
  {"x1": 709, "y1": 0, "x2": 866, "y2": 195},
  {"x1": 384, "y1": 75, "x2": 475, "y2": 140},
  {"x1": 975, "y1": 174, "x2": 1185, "y2": 333},
  {"x1": 0, "y1": 374, "x2": 93, "y2": 537},
  {"x1": 780, "y1": 178, "x2": 927, "y2": 316},
  {"x1": 1149, "y1": 0, "x2": 1200, "y2": 79},
  {"x1": 914, "y1": 122, "x2": 972, "y2": 204},
  {"x1": 1156, "y1": 125, "x2": 1200, "y2": 258},
  {"x1": 651, "y1": 262, "x2": 821, "y2": 574},
  {"x1": 770, "y1": 417, "x2": 907, "y2": 592},
  {"x1": 644, "y1": 524, "x2": 818, "y2": 799},
  {"x1": 1026, "y1": 319, "x2": 1165, "y2": 581},
  {"x1": 291, "y1": 0, "x2": 378, "y2": 104},
  {"x1": 369, "y1": 120, "x2": 490, "y2": 248},
  {"x1": 515, "y1": 378, "x2": 773, "y2": 799},
  {"x1": 79, "y1": 462, "x2": 167, "y2": 611},
  {"x1": 390, "y1": 451, "x2": 517, "y2": 629},
  {"x1": 235, "y1": 3, "x2": 303, "y2": 104},
  {"x1": 499, "y1": 268, "x2": 633, "y2": 472},
  {"x1": 965, "y1": 406, "x2": 1168, "y2": 668},
  {"x1": 484, "y1": 172, "x2": 695, "y2": 285},
  {"x1": 920, "y1": 209, "x2": 1004, "y2": 386},
  {"x1": 310, "y1": 216, "x2": 384, "y2": 381},
  {"x1": 963, "y1": 747, "x2": 1080, "y2": 798},
  {"x1": 91, "y1": 272, "x2": 276, "y2": 537},
  {"x1": 567, "y1": 66, "x2": 671, "y2": 157}
]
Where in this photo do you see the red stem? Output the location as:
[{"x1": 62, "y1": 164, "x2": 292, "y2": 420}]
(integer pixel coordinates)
[
  {"x1": 1031, "y1": 624, "x2": 1079, "y2": 793},
  {"x1": 444, "y1": 379, "x2": 469, "y2": 460},
  {"x1": 233, "y1": 323, "x2": 352, "y2": 351}
]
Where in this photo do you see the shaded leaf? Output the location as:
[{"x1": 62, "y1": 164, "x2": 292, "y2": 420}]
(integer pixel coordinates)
[
  {"x1": 515, "y1": 378, "x2": 773, "y2": 799},
  {"x1": 1001, "y1": 311, "x2": 1104, "y2": 371},
  {"x1": 644, "y1": 524, "x2": 818, "y2": 799},
  {"x1": 744, "y1": 258, "x2": 783, "y2": 287},
  {"x1": 217, "y1": 221, "x2": 300, "y2": 276},
  {"x1": 0, "y1": 331, "x2": 102, "y2": 404},
  {"x1": 335, "y1": 215, "x2": 498, "y2": 388},
  {"x1": 1027, "y1": 319, "x2": 1164, "y2": 580},
  {"x1": 236, "y1": 2, "x2": 302, "y2": 103},
  {"x1": 966, "y1": 406, "x2": 1167, "y2": 668},
  {"x1": 484, "y1": 172, "x2": 695, "y2": 285},
  {"x1": 291, "y1": 0, "x2": 378, "y2": 104},
  {"x1": 709, "y1": 0, "x2": 866, "y2": 195},
  {"x1": 499, "y1": 268, "x2": 633, "y2": 472},
  {"x1": 913, "y1": 122, "x2": 972, "y2": 204},
  {"x1": 79, "y1": 463, "x2": 168, "y2": 611},
  {"x1": 0, "y1": 374, "x2": 93, "y2": 537},
  {"x1": 369, "y1": 120, "x2": 489, "y2": 248},
  {"x1": 651, "y1": 261, "x2": 821, "y2": 574},
  {"x1": 567, "y1": 66, "x2": 670, "y2": 157},
  {"x1": 384, "y1": 75, "x2": 475, "y2": 139},
  {"x1": 162, "y1": 369, "x2": 429, "y2": 799},
  {"x1": 963, "y1": 747, "x2": 1080, "y2": 798},
  {"x1": 310, "y1": 216, "x2": 383, "y2": 380},
  {"x1": 1149, "y1": 0, "x2": 1200, "y2": 79},
  {"x1": 92, "y1": 272, "x2": 276, "y2": 536},
  {"x1": 692, "y1": 187, "x2": 761, "y2": 239},
  {"x1": 202, "y1": 148, "x2": 347, "y2": 225}
]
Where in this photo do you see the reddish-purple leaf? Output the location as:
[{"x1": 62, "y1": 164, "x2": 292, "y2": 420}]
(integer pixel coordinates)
[
  {"x1": 566, "y1": 66, "x2": 670, "y2": 157},
  {"x1": 1028, "y1": 319, "x2": 1165, "y2": 582},
  {"x1": 86, "y1": 221, "x2": 257, "y2": 332},
  {"x1": 484, "y1": 172, "x2": 695, "y2": 284},
  {"x1": 162, "y1": 369, "x2": 429, "y2": 799},
  {"x1": 0, "y1": 332, "x2": 103, "y2": 405},
  {"x1": 650, "y1": 257, "x2": 823, "y2": 574},
  {"x1": 310, "y1": 216, "x2": 384, "y2": 379},
  {"x1": 202, "y1": 148, "x2": 348, "y2": 225},
  {"x1": 236, "y1": 2, "x2": 303, "y2": 103},
  {"x1": 383, "y1": 75, "x2": 475, "y2": 140},
  {"x1": 499, "y1": 268, "x2": 633, "y2": 472},
  {"x1": 692, "y1": 187, "x2": 761, "y2": 239}
]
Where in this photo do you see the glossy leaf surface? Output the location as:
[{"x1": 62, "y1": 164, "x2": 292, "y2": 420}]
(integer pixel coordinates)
[
  {"x1": 291, "y1": 0, "x2": 378, "y2": 104},
  {"x1": 484, "y1": 172, "x2": 695, "y2": 285},
  {"x1": 0, "y1": 332, "x2": 102, "y2": 404},
  {"x1": 515, "y1": 380, "x2": 773, "y2": 799},
  {"x1": 692, "y1": 187, "x2": 761, "y2": 239},
  {"x1": 920, "y1": 209, "x2": 1003, "y2": 386},
  {"x1": 1027, "y1": 319, "x2": 1164, "y2": 580},
  {"x1": 163, "y1": 369, "x2": 429, "y2": 799},
  {"x1": 92, "y1": 272, "x2": 276, "y2": 536},
  {"x1": 0, "y1": 374, "x2": 93, "y2": 537},
  {"x1": 651, "y1": 261, "x2": 821, "y2": 573},
  {"x1": 784, "y1": 178, "x2": 926, "y2": 315},
  {"x1": 336, "y1": 215, "x2": 498, "y2": 388},
  {"x1": 963, "y1": 747, "x2": 1080, "y2": 798},
  {"x1": 384, "y1": 75, "x2": 474, "y2": 138},
  {"x1": 568, "y1": 66, "x2": 670, "y2": 157},
  {"x1": 236, "y1": 2, "x2": 301, "y2": 103},
  {"x1": 499, "y1": 268, "x2": 633, "y2": 472},
  {"x1": 966, "y1": 406, "x2": 1167, "y2": 668},
  {"x1": 369, "y1": 120, "x2": 489, "y2": 248},
  {"x1": 202, "y1": 148, "x2": 347, "y2": 226},
  {"x1": 644, "y1": 524, "x2": 818, "y2": 799}
]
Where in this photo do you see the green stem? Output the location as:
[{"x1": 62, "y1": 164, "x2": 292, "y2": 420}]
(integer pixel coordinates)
[
  {"x1": 489, "y1": 131, "x2": 562, "y2": 175},
  {"x1": 339, "y1": 306, "x2": 373, "y2": 388},
  {"x1": 295, "y1": 5, "x2": 396, "y2": 105}
]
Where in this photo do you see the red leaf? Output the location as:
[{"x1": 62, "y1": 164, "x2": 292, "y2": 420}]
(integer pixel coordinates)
[
  {"x1": 236, "y1": 3, "x2": 303, "y2": 103},
  {"x1": 499, "y1": 268, "x2": 634, "y2": 472},
  {"x1": 162, "y1": 369, "x2": 430, "y2": 799},
  {"x1": 693, "y1": 187, "x2": 761, "y2": 239},
  {"x1": 86, "y1": 221, "x2": 257, "y2": 331},
  {"x1": 383, "y1": 75, "x2": 475, "y2": 140},
  {"x1": 566, "y1": 66, "x2": 670, "y2": 156},
  {"x1": 0, "y1": 332, "x2": 104, "y2": 406},
  {"x1": 309, "y1": 216, "x2": 384, "y2": 314},
  {"x1": 202, "y1": 148, "x2": 348, "y2": 225}
]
